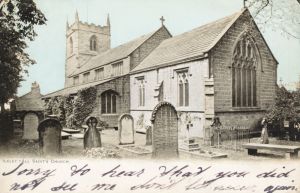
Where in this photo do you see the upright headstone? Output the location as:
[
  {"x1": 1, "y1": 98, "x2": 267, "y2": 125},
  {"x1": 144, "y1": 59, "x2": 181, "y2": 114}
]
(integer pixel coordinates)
[
  {"x1": 23, "y1": 112, "x2": 39, "y2": 140},
  {"x1": 145, "y1": 125, "x2": 152, "y2": 146},
  {"x1": 151, "y1": 102, "x2": 178, "y2": 158},
  {"x1": 84, "y1": 117, "x2": 101, "y2": 149},
  {"x1": 118, "y1": 114, "x2": 134, "y2": 145},
  {"x1": 38, "y1": 118, "x2": 62, "y2": 156}
]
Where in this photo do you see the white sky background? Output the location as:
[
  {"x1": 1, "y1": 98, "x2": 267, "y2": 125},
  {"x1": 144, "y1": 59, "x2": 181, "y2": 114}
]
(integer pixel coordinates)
[{"x1": 18, "y1": 0, "x2": 300, "y2": 96}]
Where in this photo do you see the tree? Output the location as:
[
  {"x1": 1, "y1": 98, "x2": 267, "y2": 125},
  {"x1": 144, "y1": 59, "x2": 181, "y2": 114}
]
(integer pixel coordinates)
[
  {"x1": 246, "y1": 0, "x2": 300, "y2": 39},
  {"x1": 266, "y1": 86, "x2": 298, "y2": 127},
  {"x1": 0, "y1": 0, "x2": 46, "y2": 111}
]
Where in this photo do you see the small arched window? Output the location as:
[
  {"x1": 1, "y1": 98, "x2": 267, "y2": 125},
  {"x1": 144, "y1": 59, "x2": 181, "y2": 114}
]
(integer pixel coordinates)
[
  {"x1": 232, "y1": 34, "x2": 258, "y2": 107},
  {"x1": 70, "y1": 37, "x2": 73, "y2": 54},
  {"x1": 90, "y1": 35, "x2": 97, "y2": 51}
]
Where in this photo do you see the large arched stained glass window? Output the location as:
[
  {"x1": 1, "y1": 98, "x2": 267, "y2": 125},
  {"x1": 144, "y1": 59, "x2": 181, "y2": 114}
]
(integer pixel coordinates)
[{"x1": 232, "y1": 34, "x2": 258, "y2": 107}]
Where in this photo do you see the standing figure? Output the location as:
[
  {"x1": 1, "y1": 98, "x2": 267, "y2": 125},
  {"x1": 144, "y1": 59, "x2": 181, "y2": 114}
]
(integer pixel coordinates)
[
  {"x1": 261, "y1": 117, "x2": 269, "y2": 144},
  {"x1": 294, "y1": 121, "x2": 300, "y2": 141},
  {"x1": 211, "y1": 117, "x2": 222, "y2": 147}
]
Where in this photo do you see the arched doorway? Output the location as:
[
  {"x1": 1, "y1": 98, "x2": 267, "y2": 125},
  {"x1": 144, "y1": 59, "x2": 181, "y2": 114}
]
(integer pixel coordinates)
[{"x1": 23, "y1": 112, "x2": 39, "y2": 140}]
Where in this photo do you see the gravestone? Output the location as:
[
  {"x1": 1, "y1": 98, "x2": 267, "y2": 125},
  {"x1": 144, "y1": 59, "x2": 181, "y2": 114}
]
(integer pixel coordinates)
[
  {"x1": 23, "y1": 112, "x2": 39, "y2": 140},
  {"x1": 150, "y1": 102, "x2": 178, "y2": 158},
  {"x1": 38, "y1": 118, "x2": 62, "y2": 156},
  {"x1": 84, "y1": 117, "x2": 101, "y2": 149},
  {"x1": 145, "y1": 125, "x2": 152, "y2": 145},
  {"x1": 118, "y1": 114, "x2": 134, "y2": 145}
]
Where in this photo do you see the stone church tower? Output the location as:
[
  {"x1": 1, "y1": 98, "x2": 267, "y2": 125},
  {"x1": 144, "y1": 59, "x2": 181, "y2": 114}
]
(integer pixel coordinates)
[{"x1": 65, "y1": 11, "x2": 111, "y2": 86}]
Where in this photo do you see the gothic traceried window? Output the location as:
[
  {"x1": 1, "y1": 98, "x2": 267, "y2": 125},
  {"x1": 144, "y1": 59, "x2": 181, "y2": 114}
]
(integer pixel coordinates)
[
  {"x1": 137, "y1": 77, "x2": 145, "y2": 106},
  {"x1": 178, "y1": 70, "x2": 189, "y2": 107},
  {"x1": 90, "y1": 35, "x2": 97, "y2": 51},
  {"x1": 101, "y1": 90, "x2": 117, "y2": 114},
  {"x1": 232, "y1": 34, "x2": 258, "y2": 107}
]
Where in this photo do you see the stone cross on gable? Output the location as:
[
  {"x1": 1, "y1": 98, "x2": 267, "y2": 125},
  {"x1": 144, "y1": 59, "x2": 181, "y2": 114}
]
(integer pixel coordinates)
[
  {"x1": 243, "y1": 0, "x2": 247, "y2": 8},
  {"x1": 160, "y1": 16, "x2": 165, "y2": 26}
]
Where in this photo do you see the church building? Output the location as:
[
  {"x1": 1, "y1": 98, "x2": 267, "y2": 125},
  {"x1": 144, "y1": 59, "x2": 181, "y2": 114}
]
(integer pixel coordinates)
[
  {"x1": 129, "y1": 8, "x2": 277, "y2": 138},
  {"x1": 43, "y1": 11, "x2": 172, "y2": 127},
  {"x1": 43, "y1": 8, "x2": 277, "y2": 139}
]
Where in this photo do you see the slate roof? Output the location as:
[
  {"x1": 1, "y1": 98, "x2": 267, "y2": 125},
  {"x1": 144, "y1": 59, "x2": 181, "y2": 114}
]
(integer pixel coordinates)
[
  {"x1": 42, "y1": 78, "x2": 115, "y2": 99},
  {"x1": 131, "y1": 9, "x2": 246, "y2": 73},
  {"x1": 70, "y1": 28, "x2": 163, "y2": 77},
  {"x1": 15, "y1": 92, "x2": 44, "y2": 111}
]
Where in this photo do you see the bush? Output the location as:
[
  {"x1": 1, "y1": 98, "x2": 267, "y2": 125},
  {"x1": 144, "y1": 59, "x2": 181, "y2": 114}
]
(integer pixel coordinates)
[{"x1": 266, "y1": 86, "x2": 298, "y2": 128}]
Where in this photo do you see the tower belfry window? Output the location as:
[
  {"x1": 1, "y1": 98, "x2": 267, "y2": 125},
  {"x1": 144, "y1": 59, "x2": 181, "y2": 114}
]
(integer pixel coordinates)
[
  {"x1": 70, "y1": 37, "x2": 73, "y2": 54},
  {"x1": 90, "y1": 35, "x2": 97, "y2": 51}
]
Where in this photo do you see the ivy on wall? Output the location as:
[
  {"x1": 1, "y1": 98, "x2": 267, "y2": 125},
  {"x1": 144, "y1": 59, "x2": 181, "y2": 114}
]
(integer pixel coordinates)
[
  {"x1": 43, "y1": 86, "x2": 97, "y2": 129},
  {"x1": 53, "y1": 96, "x2": 66, "y2": 126},
  {"x1": 73, "y1": 87, "x2": 97, "y2": 127},
  {"x1": 64, "y1": 95, "x2": 74, "y2": 129},
  {"x1": 44, "y1": 97, "x2": 55, "y2": 116}
]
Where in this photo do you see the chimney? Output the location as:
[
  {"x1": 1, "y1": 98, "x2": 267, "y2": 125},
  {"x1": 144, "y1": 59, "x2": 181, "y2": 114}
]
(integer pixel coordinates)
[{"x1": 31, "y1": 81, "x2": 41, "y2": 94}]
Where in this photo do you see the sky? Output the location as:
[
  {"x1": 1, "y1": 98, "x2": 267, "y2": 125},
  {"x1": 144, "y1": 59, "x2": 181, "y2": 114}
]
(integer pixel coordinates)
[{"x1": 17, "y1": 0, "x2": 300, "y2": 96}]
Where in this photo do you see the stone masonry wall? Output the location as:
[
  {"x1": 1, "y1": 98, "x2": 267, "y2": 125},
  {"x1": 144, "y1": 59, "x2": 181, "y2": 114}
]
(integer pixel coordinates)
[
  {"x1": 90, "y1": 75, "x2": 130, "y2": 128},
  {"x1": 211, "y1": 9, "x2": 277, "y2": 129},
  {"x1": 130, "y1": 26, "x2": 171, "y2": 70},
  {"x1": 65, "y1": 21, "x2": 111, "y2": 87}
]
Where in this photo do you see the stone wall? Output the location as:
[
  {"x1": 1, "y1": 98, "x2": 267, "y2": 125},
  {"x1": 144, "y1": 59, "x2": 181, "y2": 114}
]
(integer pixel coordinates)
[
  {"x1": 91, "y1": 75, "x2": 130, "y2": 127},
  {"x1": 210, "y1": 10, "x2": 277, "y2": 129},
  {"x1": 130, "y1": 59, "x2": 208, "y2": 138},
  {"x1": 65, "y1": 20, "x2": 111, "y2": 86},
  {"x1": 130, "y1": 26, "x2": 171, "y2": 70}
]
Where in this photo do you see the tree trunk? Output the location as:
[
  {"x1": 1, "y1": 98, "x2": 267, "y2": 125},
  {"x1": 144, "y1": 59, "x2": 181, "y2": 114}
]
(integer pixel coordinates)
[{"x1": 0, "y1": 102, "x2": 5, "y2": 113}]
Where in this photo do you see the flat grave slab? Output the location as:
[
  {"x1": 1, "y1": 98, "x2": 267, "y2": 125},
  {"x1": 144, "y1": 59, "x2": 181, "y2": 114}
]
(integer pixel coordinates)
[
  {"x1": 62, "y1": 128, "x2": 81, "y2": 134},
  {"x1": 61, "y1": 131, "x2": 72, "y2": 140},
  {"x1": 118, "y1": 145, "x2": 152, "y2": 155},
  {"x1": 179, "y1": 149, "x2": 228, "y2": 159},
  {"x1": 72, "y1": 133, "x2": 84, "y2": 139},
  {"x1": 243, "y1": 143, "x2": 300, "y2": 159}
]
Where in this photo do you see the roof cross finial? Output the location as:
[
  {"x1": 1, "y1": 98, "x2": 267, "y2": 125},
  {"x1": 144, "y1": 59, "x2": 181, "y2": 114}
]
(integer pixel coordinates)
[
  {"x1": 160, "y1": 16, "x2": 165, "y2": 26},
  {"x1": 243, "y1": 0, "x2": 247, "y2": 8}
]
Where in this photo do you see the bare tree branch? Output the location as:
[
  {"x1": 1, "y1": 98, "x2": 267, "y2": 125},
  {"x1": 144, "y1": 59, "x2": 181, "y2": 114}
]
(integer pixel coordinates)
[
  {"x1": 247, "y1": 0, "x2": 300, "y2": 40},
  {"x1": 254, "y1": 0, "x2": 270, "y2": 17}
]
